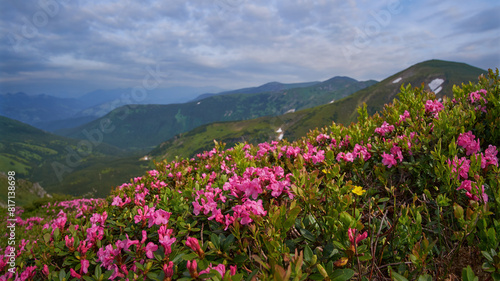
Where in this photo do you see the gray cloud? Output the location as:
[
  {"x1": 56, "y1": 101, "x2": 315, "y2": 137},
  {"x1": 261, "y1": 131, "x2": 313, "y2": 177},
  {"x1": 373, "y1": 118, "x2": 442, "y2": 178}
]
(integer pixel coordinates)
[
  {"x1": 0, "y1": 0, "x2": 499, "y2": 97},
  {"x1": 455, "y1": 6, "x2": 500, "y2": 33}
]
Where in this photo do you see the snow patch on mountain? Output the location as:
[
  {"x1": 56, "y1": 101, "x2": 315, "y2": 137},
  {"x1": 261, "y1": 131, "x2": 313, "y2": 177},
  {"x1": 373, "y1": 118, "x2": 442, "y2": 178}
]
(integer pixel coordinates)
[
  {"x1": 276, "y1": 127, "x2": 284, "y2": 140},
  {"x1": 392, "y1": 77, "x2": 402, "y2": 83},
  {"x1": 429, "y1": 78, "x2": 444, "y2": 94}
]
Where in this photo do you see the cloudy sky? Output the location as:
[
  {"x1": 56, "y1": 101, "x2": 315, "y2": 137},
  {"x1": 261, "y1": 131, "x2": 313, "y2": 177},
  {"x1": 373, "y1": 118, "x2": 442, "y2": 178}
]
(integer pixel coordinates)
[{"x1": 1, "y1": 0, "x2": 499, "y2": 98}]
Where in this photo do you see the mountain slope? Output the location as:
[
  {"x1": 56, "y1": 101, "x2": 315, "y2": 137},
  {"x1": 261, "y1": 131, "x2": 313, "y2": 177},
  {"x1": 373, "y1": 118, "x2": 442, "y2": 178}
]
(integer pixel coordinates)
[
  {"x1": 58, "y1": 77, "x2": 376, "y2": 150},
  {"x1": 0, "y1": 116, "x2": 149, "y2": 197},
  {"x1": 151, "y1": 59, "x2": 488, "y2": 161},
  {"x1": 192, "y1": 81, "x2": 321, "y2": 101}
]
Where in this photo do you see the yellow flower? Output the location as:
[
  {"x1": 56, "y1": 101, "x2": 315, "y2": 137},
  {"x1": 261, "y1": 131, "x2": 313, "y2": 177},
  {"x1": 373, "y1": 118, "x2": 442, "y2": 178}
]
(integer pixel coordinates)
[{"x1": 352, "y1": 186, "x2": 366, "y2": 196}]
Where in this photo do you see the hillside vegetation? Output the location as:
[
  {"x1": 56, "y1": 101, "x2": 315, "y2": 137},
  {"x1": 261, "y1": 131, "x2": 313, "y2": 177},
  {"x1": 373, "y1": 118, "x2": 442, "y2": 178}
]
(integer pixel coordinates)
[
  {"x1": 0, "y1": 116, "x2": 149, "y2": 197},
  {"x1": 58, "y1": 77, "x2": 376, "y2": 150},
  {"x1": 1, "y1": 69, "x2": 498, "y2": 280},
  {"x1": 151, "y1": 60, "x2": 486, "y2": 161}
]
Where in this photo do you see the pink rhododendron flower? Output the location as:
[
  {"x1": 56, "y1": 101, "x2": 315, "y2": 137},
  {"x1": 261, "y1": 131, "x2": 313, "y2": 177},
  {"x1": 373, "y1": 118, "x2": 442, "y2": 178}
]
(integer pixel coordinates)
[
  {"x1": 457, "y1": 180, "x2": 488, "y2": 203},
  {"x1": 457, "y1": 131, "x2": 481, "y2": 156},
  {"x1": 316, "y1": 133, "x2": 331, "y2": 144},
  {"x1": 343, "y1": 152, "x2": 355, "y2": 162},
  {"x1": 163, "y1": 261, "x2": 174, "y2": 278},
  {"x1": 230, "y1": 265, "x2": 237, "y2": 276},
  {"x1": 109, "y1": 264, "x2": 125, "y2": 280},
  {"x1": 484, "y1": 145, "x2": 499, "y2": 167},
  {"x1": 353, "y1": 144, "x2": 371, "y2": 161},
  {"x1": 425, "y1": 100, "x2": 444, "y2": 118},
  {"x1": 78, "y1": 240, "x2": 92, "y2": 255},
  {"x1": 70, "y1": 268, "x2": 82, "y2": 279},
  {"x1": 185, "y1": 237, "x2": 201, "y2": 252},
  {"x1": 148, "y1": 169, "x2": 159, "y2": 177},
  {"x1": 381, "y1": 152, "x2": 397, "y2": 168},
  {"x1": 144, "y1": 242, "x2": 158, "y2": 259},
  {"x1": 158, "y1": 228, "x2": 176, "y2": 256},
  {"x1": 186, "y1": 237, "x2": 204, "y2": 258},
  {"x1": 81, "y1": 259, "x2": 90, "y2": 274},
  {"x1": 339, "y1": 135, "x2": 350, "y2": 148},
  {"x1": 375, "y1": 122, "x2": 395, "y2": 136},
  {"x1": 469, "y1": 89, "x2": 487, "y2": 104},
  {"x1": 90, "y1": 211, "x2": 107, "y2": 225},
  {"x1": 65, "y1": 235, "x2": 74, "y2": 250},
  {"x1": 153, "y1": 209, "x2": 171, "y2": 226},
  {"x1": 390, "y1": 145, "x2": 403, "y2": 162},
  {"x1": 200, "y1": 263, "x2": 227, "y2": 277},
  {"x1": 86, "y1": 224, "x2": 104, "y2": 243},
  {"x1": 399, "y1": 110, "x2": 410, "y2": 122},
  {"x1": 115, "y1": 235, "x2": 137, "y2": 252},
  {"x1": 447, "y1": 156, "x2": 470, "y2": 179},
  {"x1": 348, "y1": 228, "x2": 368, "y2": 245},
  {"x1": 97, "y1": 244, "x2": 120, "y2": 269}
]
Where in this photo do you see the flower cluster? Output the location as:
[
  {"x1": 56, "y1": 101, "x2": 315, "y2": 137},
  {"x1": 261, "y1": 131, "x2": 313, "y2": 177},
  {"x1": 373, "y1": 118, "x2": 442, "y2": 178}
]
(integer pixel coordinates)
[
  {"x1": 449, "y1": 131, "x2": 498, "y2": 203},
  {"x1": 425, "y1": 99, "x2": 444, "y2": 118}
]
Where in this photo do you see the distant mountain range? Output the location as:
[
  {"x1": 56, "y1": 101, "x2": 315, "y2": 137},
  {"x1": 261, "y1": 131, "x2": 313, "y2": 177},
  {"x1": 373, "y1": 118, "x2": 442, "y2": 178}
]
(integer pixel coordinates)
[
  {"x1": 0, "y1": 86, "x2": 223, "y2": 132},
  {"x1": 57, "y1": 76, "x2": 376, "y2": 150},
  {"x1": 191, "y1": 81, "x2": 321, "y2": 101},
  {"x1": 150, "y1": 59, "x2": 488, "y2": 161}
]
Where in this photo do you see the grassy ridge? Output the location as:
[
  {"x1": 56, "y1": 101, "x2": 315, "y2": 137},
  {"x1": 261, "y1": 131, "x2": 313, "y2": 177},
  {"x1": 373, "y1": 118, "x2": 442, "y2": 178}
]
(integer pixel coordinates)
[
  {"x1": 0, "y1": 116, "x2": 150, "y2": 198},
  {"x1": 152, "y1": 60, "x2": 487, "y2": 161}
]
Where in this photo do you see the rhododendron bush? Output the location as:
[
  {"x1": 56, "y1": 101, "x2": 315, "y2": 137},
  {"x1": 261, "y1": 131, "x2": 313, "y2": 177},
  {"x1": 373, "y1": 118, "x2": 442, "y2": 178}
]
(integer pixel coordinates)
[{"x1": 1, "y1": 69, "x2": 500, "y2": 280}]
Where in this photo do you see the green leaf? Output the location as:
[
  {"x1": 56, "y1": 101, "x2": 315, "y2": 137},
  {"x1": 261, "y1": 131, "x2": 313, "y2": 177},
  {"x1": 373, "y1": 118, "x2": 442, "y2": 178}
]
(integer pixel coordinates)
[
  {"x1": 211, "y1": 233, "x2": 221, "y2": 249},
  {"x1": 462, "y1": 265, "x2": 478, "y2": 281},
  {"x1": 390, "y1": 270, "x2": 409, "y2": 281},
  {"x1": 417, "y1": 274, "x2": 432, "y2": 281},
  {"x1": 83, "y1": 277, "x2": 94, "y2": 281},
  {"x1": 231, "y1": 273, "x2": 244, "y2": 281},
  {"x1": 308, "y1": 273, "x2": 325, "y2": 280},
  {"x1": 44, "y1": 233, "x2": 51, "y2": 243},
  {"x1": 58, "y1": 269, "x2": 67, "y2": 281},
  {"x1": 182, "y1": 252, "x2": 198, "y2": 260},
  {"x1": 53, "y1": 227, "x2": 60, "y2": 239},
  {"x1": 222, "y1": 234, "x2": 236, "y2": 251},
  {"x1": 330, "y1": 269, "x2": 355, "y2": 281},
  {"x1": 358, "y1": 254, "x2": 372, "y2": 262},
  {"x1": 233, "y1": 254, "x2": 247, "y2": 263},
  {"x1": 94, "y1": 265, "x2": 102, "y2": 278},
  {"x1": 454, "y1": 204, "x2": 464, "y2": 220},
  {"x1": 299, "y1": 228, "x2": 316, "y2": 243},
  {"x1": 482, "y1": 250, "x2": 493, "y2": 262},
  {"x1": 283, "y1": 206, "x2": 301, "y2": 231},
  {"x1": 146, "y1": 272, "x2": 159, "y2": 280},
  {"x1": 304, "y1": 245, "x2": 313, "y2": 263}
]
